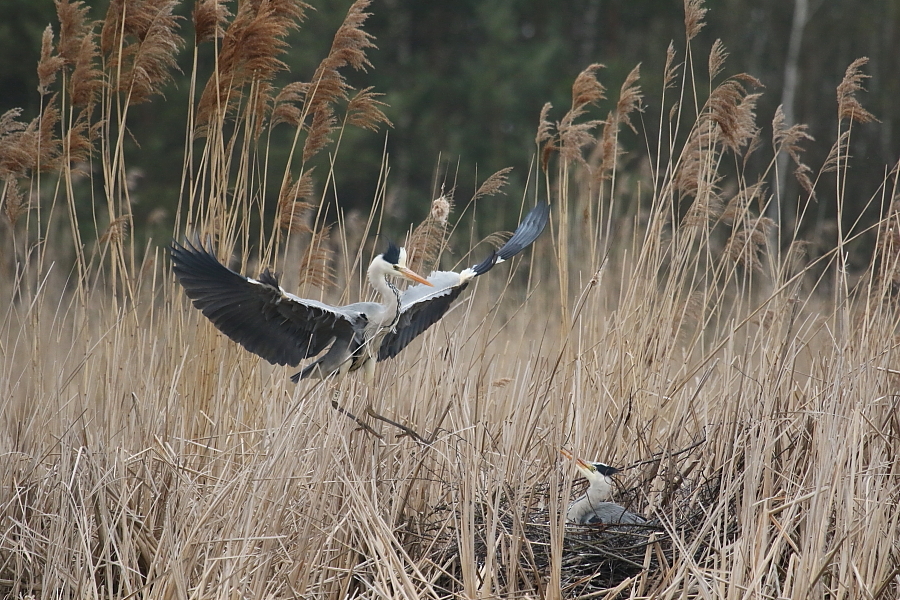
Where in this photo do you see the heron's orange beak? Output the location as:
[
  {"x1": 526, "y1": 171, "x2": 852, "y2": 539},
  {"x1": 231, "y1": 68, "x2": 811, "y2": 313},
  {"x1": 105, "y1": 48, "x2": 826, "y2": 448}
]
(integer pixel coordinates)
[
  {"x1": 399, "y1": 267, "x2": 433, "y2": 286},
  {"x1": 560, "y1": 448, "x2": 596, "y2": 473}
]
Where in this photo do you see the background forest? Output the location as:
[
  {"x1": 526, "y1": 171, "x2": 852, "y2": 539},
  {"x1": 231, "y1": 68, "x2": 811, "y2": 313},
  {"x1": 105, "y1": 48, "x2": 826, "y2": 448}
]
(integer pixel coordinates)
[{"x1": 1, "y1": 0, "x2": 898, "y2": 260}]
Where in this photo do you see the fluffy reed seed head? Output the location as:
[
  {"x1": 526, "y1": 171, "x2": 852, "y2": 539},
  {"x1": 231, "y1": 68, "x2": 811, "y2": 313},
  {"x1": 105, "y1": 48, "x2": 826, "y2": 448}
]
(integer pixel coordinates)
[
  {"x1": 278, "y1": 169, "x2": 316, "y2": 234},
  {"x1": 684, "y1": 0, "x2": 708, "y2": 42},
  {"x1": 837, "y1": 57, "x2": 878, "y2": 124},
  {"x1": 37, "y1": 26, "x2": 65, "y2": 95},
  {"x1": 406, "y1": 193, "x2": 454, "y2": 274}
]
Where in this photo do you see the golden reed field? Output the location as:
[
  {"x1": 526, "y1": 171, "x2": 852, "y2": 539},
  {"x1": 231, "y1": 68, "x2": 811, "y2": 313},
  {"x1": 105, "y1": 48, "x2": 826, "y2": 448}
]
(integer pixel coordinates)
[{"x1": 1, "y1": 0, "x2": 898, "y2": 597}]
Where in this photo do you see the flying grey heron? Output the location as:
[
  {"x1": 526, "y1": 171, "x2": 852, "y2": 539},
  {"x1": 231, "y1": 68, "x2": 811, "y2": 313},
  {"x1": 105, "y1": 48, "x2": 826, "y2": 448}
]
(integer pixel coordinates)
[
  {"x1": 170, "y1": 202, "x2": 549, "y2": 383},
  {"x1": 561, "y1": 449, "x2": 646, "y2": 525}
]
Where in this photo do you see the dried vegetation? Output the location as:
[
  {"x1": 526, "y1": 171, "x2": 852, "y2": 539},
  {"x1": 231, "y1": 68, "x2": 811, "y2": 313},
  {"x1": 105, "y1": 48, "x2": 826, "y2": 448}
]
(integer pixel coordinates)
[{"x1": 1, "y1": 0, "x2": 898, "y2": 598}]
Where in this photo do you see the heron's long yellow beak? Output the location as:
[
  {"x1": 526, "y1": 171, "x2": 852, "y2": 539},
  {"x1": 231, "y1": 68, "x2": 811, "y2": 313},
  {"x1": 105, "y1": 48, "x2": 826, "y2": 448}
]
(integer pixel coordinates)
[
  {"x1": 399, "y1": 267, "x2": 433, "y2": 286},
  {"x1": 560, "y1": 448, "x2": 596, "y2": 473}
]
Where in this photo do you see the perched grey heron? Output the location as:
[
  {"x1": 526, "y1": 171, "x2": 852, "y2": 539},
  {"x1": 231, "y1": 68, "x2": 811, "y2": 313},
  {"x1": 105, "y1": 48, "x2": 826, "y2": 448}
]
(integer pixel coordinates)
[
  {"x1": 171, "y1": 202, "x2": 549, "y2": 383},
  {"x1": 561, "y1": 449, "x2": 646, "y2": 525}
]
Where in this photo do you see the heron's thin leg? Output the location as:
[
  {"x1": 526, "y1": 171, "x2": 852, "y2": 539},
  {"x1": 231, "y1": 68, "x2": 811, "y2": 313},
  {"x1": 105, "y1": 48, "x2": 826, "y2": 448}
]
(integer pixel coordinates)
[
  {"x1": 364, "y1": 406, "x2": 429, "y2": 445},
  {"x1": 331, "y1": 401, "x2": 384, "y2": 439},
  {"x1": 330, "y1": 387, "x2": 384, "y2": 440}
]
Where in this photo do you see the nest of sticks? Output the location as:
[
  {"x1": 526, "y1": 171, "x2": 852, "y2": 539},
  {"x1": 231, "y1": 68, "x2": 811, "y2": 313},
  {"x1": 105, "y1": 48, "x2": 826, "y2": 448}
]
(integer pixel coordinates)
[{"x1": 418, "y1": 448, "x2": 736, "y2": 597}]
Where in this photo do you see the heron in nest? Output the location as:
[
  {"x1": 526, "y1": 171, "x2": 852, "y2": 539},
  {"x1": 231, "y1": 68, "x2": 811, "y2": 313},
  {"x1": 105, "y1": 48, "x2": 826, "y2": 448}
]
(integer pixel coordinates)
[{"x1": 561, "y1": 449, "x2": 646, "y2": 525}]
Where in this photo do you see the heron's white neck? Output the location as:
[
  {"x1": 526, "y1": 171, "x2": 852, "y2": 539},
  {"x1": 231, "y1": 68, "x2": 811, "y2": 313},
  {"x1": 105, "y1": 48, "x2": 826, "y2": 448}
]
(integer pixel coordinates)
[
  {"x1": 368, "y1": 261, "x2": 402, "y2": 326},
  {"x1": 567, "y1": 476, "x2": 614, "y2": 523}
]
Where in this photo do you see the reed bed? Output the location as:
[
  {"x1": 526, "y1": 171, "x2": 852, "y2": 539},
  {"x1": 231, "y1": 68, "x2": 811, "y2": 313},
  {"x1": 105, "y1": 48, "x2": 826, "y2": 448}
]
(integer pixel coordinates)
[{"x1": 1, "y1": 0, "x2": 898, "y2": 598}]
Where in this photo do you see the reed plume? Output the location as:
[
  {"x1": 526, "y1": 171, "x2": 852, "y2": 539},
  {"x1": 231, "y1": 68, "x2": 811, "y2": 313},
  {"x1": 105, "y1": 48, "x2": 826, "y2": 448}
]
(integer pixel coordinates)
[
  {"x1": 557, "y1": 64, "x2": 606, "y2": 165},
  {"x1": 278, "y1": 168, "x2": 316, "y2": 233},
  {"x1": 837, "y1": 57, "x2": 877, "y2": 124},
  {"x1": 196, "y1": 0, "x2": 308, "y2": 129},
  {"x1": 56, "y1": 0, "x2": 92, "y2": 64},
  {"x1": 595, "y1": 64, "x2": 642, "y2": 184},
  {"x1": 2, "y1": 177, "x2": 26, "y2": 226},
  {"x1": 684, "y1": 0, "x2": 708, "y2": 42},
  {"x1": 708, "y1": 39, "x2": 727, "y2": 81},
  {"x1": 193, "y1": 0, "x2": 231, "y2": 44},
  {"x1": 536, "y1": 101, "x2": 555, "y2": 171},
  {"x1": 37, "y1": 26, "x2": 65, "y2": 96},
  {"x1": 301, "y1": 0, "x2": 379, "y2": 162},
  {"x1": 472, "y1": 167, "x2": 513, "y2": 202},
  {"x1": 772, "y1": 105, "x2": 815, "y2": 194},
  {"x1": 407, "y1": 194, "x2": 453, "y2": 274},
  {"x1": 101, "y1": 0, "x2": 183, "y2": 105},
  {"x1": 69, "y1": 27, "x2": 102, "y2": 107}
]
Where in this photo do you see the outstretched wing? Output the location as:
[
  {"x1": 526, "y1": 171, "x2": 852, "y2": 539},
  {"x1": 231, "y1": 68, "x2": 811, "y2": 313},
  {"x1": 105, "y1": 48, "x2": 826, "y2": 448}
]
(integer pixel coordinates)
[
  {"x1": 378, "y1": 202, "x2": 549, "y2": 361},
  {"x1": 171, "y1": 238, "x2": 363, "y2": 367}
]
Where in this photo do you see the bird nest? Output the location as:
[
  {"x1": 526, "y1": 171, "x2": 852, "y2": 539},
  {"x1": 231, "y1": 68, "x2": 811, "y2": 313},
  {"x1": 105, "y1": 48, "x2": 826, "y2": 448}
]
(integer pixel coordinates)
[{"x1": 415, "y1": 457, "x2": 735, "y2": 597}]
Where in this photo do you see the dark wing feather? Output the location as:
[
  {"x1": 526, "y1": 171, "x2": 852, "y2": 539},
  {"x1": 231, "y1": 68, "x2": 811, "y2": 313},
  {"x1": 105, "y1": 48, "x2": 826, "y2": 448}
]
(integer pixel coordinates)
[
  {"x1": 377, "y1": 202, "x2": 550, "y2": 361},
  {"x1": 473, "y1": 200, "x2": 550, "y2": 275},
  {"x1": 171, "y1": 238, "x2": 361, "y2": 367},
  {"x1": 378, "y1": 280, "x2": 468, "y2": 360}
]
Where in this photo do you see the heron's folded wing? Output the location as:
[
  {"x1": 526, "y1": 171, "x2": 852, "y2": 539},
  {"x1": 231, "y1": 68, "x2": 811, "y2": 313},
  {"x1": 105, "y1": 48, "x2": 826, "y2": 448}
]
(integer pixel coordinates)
[{"x1": 171, "y1": 238, "x2": 359, "y2": 367}]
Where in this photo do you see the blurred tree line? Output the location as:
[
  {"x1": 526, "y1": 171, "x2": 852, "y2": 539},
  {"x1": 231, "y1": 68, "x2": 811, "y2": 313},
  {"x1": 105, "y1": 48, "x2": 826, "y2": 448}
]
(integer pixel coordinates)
[{"x1": 1, "y1": 0, "x2": 897, "y2": 256}]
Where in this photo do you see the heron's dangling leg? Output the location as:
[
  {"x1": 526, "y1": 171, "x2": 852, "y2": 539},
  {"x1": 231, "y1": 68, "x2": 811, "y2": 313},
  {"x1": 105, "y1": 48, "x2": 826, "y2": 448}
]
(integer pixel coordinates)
[
  {"x1": 358, "y1": 357, "x2": 430, "y2": 444},
  {"x1": 365, "y1": 405, "x2": 429, "y2": 444},
  {"x1": 329, "y1": 385, "x2": 384, "y2": 440}
]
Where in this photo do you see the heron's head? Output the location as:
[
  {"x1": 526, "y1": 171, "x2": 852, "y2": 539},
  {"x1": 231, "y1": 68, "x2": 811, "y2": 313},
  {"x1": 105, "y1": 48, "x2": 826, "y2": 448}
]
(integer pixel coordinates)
[
  {"x1": 561, "y1": 448, "x2": 619, "y2": 493},
  {"x1": 372, "y1": 242, "x2": 433, "y2": 286}
]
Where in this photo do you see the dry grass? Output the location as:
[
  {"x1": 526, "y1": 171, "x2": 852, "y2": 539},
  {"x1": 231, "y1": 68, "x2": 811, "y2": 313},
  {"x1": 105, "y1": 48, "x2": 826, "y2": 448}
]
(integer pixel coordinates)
[{"x1": 2, "y1": 1, "x2": 899, "y2": 598}]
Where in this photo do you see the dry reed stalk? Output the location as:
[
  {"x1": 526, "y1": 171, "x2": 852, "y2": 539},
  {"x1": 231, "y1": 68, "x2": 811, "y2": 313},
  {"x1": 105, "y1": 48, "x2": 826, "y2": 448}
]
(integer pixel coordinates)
[{"x1": 297, "y1": 225, "x2": 336, "y2": 290}]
